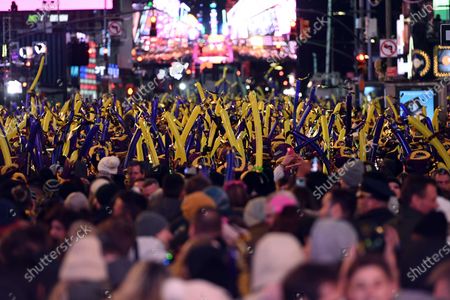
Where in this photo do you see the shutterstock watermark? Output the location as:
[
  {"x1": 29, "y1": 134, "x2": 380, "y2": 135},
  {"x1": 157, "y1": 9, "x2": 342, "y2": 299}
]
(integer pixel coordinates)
[
  {"x1": 407, "y1": 241, "x2": 450, "y2": 282},
  {"x1": 267, "y1": 16, "x2": 327, "y2": 66},
  {"x1": 312, "y1": 158, "x2": 357, "y2": 200},
  {"x1": 311, "y1": 143, "x2": 376, "y2": 200},
  {"x1": 369, "y1": 0, "x2": 424, "y2": 7},
  {"x1": 418, "y1": 76, "x2": 450, "y2": 105},
  {"x1": 410, "y1": 3, "x2": 433, "y2": 26},
  {"x1": 297, "y1": 16, "x2": 328, "y2": 47},
  {"x1": 24, "y1": 224, "x2": 92, "y2": 283},
  {"x1": 26, "y1": 2, "x2": 57, "y2": 28}
]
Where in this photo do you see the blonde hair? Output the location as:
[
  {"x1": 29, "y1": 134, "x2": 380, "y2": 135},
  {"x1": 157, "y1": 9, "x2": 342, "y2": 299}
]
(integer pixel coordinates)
[{"x1": 114, "y1": 262, "x2": 168, "y2": 300}]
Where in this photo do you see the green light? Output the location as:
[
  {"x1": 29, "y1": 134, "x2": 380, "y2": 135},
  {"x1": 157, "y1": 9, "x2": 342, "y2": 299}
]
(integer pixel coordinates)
[
  {"x1": 166, "y1": 252, "x2": 173, "y2": 260},
  {"x1": 147, "y1": 1, "x2": 153, "y2": 8}
]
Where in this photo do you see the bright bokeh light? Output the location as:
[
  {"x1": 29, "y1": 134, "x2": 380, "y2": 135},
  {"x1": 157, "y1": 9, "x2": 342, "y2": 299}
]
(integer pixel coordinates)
[{"x1": 6, "y1": 80, "x2": 23, "y2": 94}]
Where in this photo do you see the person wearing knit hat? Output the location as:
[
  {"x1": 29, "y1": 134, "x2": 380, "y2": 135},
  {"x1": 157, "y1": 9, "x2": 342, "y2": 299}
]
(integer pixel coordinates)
[
  {"x1": 97, "y1": 156, "x2": 120, "y2": 177},
  {"x1": 43, "y1": 179, "x2": 60, "y2": 202},
  {"x1": 339, "y1": 159, "x2": 365, "y2": 189},
  {"x1": 89, "y1": 178, "x2": 110, "y2": 200},
  {"x1": 161, "y1": 278, "x2": 232, "y2": 300},
  {"x1": 249, "y1": 233, "x2": 305, "y2": 298},
  {"x1": 244, "y1": 197, "x2": 267, "y2": 228},
  {"x1": 50, "y1": 221, "x2": 108, "y2": 300},
  {"x1": 64, "y1": 192, "x2": 89, "y2": 212},
  {"x1": 132, "y1": 211, "x2": 173, "y2": 263},
  {"x1": 243, "y1": 197, "x2": 269, "y2": 245},
  {"x1": 49, "y1": 163, "x2": 63, "y2": 176},
  {"x1": 265, "y1": 191, "x2": 298, "y2": 226},
  {"x1": 204, "y1": 186, "x2": 230, "y2": 215},
  {"x1": 181, "y1": 191, "x2": 216, "y2": 223}
]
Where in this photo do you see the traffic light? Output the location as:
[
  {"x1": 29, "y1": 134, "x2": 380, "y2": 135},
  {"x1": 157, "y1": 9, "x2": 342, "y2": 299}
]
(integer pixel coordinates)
[
  {"x1": 356, "y1": 52, "x2": 368, "y2": 75},
  {"x1": 150, "y1": 16, "x2": 157, "y2": 37},
  {"x1": 356, "y1": 53, "x2": 366, "y2": 63},
  {"x1": 126, "y1": 84, "x2": 135, "y2": 97},
  {"x1": 289, "y1": 20, "x2": 297, "y2": 41}
]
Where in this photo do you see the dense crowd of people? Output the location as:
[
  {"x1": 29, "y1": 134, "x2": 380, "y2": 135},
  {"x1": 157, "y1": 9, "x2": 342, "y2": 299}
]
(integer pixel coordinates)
[
  {"x1": 1, "y1": 72, "x2": 450, "y2": 299},
  {"x1": 1, "y1": 150, "x2": 450, "y2": 300}
]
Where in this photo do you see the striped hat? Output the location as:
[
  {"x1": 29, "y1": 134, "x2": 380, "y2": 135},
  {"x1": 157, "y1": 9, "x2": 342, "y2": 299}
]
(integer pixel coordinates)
[{"x1": 43, "y1": 179, "x2": 60, "y2": 195}]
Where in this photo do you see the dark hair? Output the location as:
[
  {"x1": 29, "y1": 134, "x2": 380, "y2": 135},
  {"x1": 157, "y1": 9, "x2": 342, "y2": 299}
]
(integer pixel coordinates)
[
  {"x1": 59, "y1": 177, "x2": 86, "y2": 199},
  {"x1": 0, "y1": 224, "x2": 50, "y2": 268},
  {"x1": 347, "y1": 255, "x2": 392, "y2": 281},
  {"x1": 162, "y1": 173, "x2": 184, "y2": 198},
  {"x1": 291, "y1": 186, "x2": 316, "y2": 210},
  {"x1": 143, "y1": 178, "x2": 159, "y2": 187},
  {"x1": 330, "y1": 188, "x2": 357, "y2": 219},
  {"x1": 433, "y1": 168, "x2": 450, "y2": 177},
  {"x1": 283, "y1": 264, "x2": 338, "y2": 300},
  {"x1": 224, "y1": 181, "x2": 249, "y2": 208},
  {"x1": 128, "y1": 161, "x2": 146, "y2": 175},
  {"x1": 193, "y1": 207, "x2": 222, "y2": 237},
  {"x1": 428, "y1": 260, "x2": 450, "y2": 287},
  {"x1": 400, "y1": 174, "x2": 436, "y2": 205},
  {"x1": 413, "y1": 211, "x2": 447, "y2": 240},
  {"x1": 305, "y1": 172, "x2": 330, "y2": 201},
  {"x1": 185, "y1": 239, "x2": 237, "y2": 296},
  {"x1": 209, "y1": 171, "x2": 225, "y2": 187},
  {"x1": 96, "y1": 183, "x2": 119, "y2": 207},
  {"x1": 185, "y1": 175, "x2": 211, "y2": 195},
  {"x1": 114, "y1": 191, "x2": 147, "y2": 220},
  {"x1": 43, "y1": 205, "x2": 79, "y2": 231},
  {"x1": 241, "y1": 171, "x2": 271, "y2": 196},
  {"x1": 271, "y1": 206, "x2": 302, "y2": 237},
  {"x1": 387, "y1": 177, "x2": 400, "y2": 186},
  {"x1": 98, "y1": 217, "x2": 136, "y2": 256}
]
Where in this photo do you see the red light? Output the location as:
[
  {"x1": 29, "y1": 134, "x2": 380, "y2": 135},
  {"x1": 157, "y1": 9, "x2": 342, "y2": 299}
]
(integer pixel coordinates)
[
  {"x1": 150, "y1": 16, "x2": 157, "y2": 23},
  {"x1": 236, "y1": 70, "x2": 241, "y2": 76},
  {"x1": 356, "y1": 53, "x2": 366, "y2": 62},
  {"x1": 186, "y1": 69, "x2": 191, "y2": 75},
  {"x1": 137, "y1": 56, "x2": 143, "y2": 62},
  {"x1": 283, "y1": 80, "x2": 288, "y2": 86},
  {"x1": 25, "y1": 60, "x2": 31, "y2": 67},
  {"x1": 279, "y1": 71, "x2": 284, "y2": 76},
  {"x1": 290, "y1": 21, "x2": 296, "y2": 27}
]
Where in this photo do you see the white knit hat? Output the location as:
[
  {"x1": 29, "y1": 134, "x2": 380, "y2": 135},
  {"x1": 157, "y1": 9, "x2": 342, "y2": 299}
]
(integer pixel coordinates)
[
  {"x1": 89, "y1": 178, "x2": 110, "y2": 198},
  {"x1": 251, "y1": 233, "x2": 305, "y2": 291},
  {"x1": 59, "y1": 222, "x2": 107, "y2": 282},
  {"x1": 97, "y1": 156, "x2": 120, "y2": 175},
  {"x1": 64, "y1": 192, "x2": 89, "y2": 212},
  {"x1": 161, "y1": 279, "x2": 231, "y2": 300}
]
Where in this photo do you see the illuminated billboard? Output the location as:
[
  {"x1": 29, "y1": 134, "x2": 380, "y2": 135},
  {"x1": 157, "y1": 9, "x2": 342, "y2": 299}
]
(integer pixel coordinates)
[
  {"x1": 227, "y1": 0, "x2": 296, "y2": 39},
  {"x1": 434, "y1": 46, "x2": 450, "y2": 77},
  {"x1": 0, "y1": 0, "x2": 113, "y2": 11}
]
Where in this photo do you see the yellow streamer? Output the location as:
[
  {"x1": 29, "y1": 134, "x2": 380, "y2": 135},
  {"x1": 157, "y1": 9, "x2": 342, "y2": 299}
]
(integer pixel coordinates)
[
  {"x1": 28, "y1": 55, "x2": 46, "y2": 92},
  {"x1": 138, "y1": 118, "x2": 160, "y2": 166},
  {"x1": 250, "y1": 92, "x2": 263, "y2": 169},
  {"x1": 408, "y1": 116, "x2": 450, "y2": 169},
  {"x1": 163, "y1": 112, "x2": 186, "y2": 163}
]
